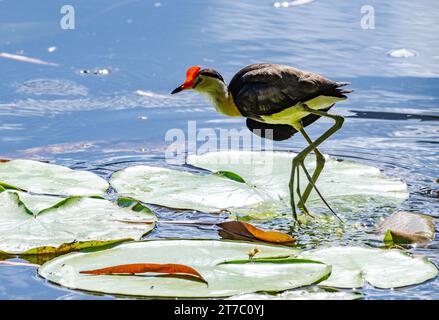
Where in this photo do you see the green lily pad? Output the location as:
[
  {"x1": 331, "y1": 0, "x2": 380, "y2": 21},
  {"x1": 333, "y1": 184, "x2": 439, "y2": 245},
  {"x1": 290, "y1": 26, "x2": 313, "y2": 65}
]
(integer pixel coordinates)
[
  {"x1": 110, "y1": 151, "x2": 408, "y2": 215},
  {"x1": 227, "y1": 287, "x2": 362, "y2": 300},
  {"x1": 38, "y1": 240, "x2": 330, "y2": 298},
  {"x1": 299, "y1": 246, "x2": 438, "y2": 289},
  {"x1": 0, "y1": 191, "x2": 156, "y2": 254},
  {"x1": 0, "y1": 159, "x2": 108, "y2": 196},
  {"x1": 188, "y1": 151, "x2": 408, "y2": 203},
  {"x1": 110, "y1": 166, "x2": 265, "y2": 212}
]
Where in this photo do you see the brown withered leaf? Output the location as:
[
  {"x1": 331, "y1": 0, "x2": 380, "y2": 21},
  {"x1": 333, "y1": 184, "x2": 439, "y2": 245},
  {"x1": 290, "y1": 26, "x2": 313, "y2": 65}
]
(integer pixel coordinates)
[
  {"x1": 80, "y1": 263, "x2": 208, "y2": 284},
  {"x1": 218, "y1": 221, "x2": 295, "y2": 244},
  {"x1": 218, "y1": 229, "x2": 253, "y2": 242},
  {"x1": 376, "y1": 211, "x2": 435, "y2": 244}
]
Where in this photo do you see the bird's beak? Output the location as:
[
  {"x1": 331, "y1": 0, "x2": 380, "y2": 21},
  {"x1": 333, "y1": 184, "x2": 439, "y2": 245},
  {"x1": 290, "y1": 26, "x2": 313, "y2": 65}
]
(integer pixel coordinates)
[
  {"x1": 172, "y1": 66, "x2": 201, "y2": 94},
  {"x1": 171, "y1": 84, "x2": 185, "y2": 94},
  {"x1": 171, "y1": 80, "x2": 194, "y2": 94}
]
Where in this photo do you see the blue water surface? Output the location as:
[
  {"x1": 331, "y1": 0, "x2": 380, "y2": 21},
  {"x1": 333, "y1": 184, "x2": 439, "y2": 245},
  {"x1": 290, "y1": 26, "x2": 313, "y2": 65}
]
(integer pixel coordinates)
[{"x1": 0, "y1": 0, "x2": 438, "y2": 299}]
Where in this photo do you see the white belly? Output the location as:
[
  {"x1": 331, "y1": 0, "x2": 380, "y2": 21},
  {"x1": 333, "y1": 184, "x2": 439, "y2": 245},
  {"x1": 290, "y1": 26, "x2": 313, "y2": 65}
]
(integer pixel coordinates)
[{"x1": 260, "y1": 95, "x2": 345, "y2": 126}]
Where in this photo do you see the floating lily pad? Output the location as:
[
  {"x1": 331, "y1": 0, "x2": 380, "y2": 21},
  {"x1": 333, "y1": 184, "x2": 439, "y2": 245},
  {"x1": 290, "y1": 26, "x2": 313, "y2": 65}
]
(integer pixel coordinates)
[
  {"x1": 299, "y1": 246, "x2": 438, "y2": 289},
  {"x1": 0, "y1": 191, "x2": 156, "y2": 254},
  {"x1": 228, "y1": 287, "x2": 361, "y2": 300},
  {"x1": 110, "y1": 151, "x2": 408, "y2": 215},
  {"x1": 188, "y1": 151, "x2": 408, "y2": 202},
  {"x1": 38, "y1": 240, "x2": 330, "y2": 298},
  {"x1": 110, "y1": 166, "x2": 265, "y2": 212},
  {"x1": 0, "y1": 159, "x2": 108, "y2": 196}
]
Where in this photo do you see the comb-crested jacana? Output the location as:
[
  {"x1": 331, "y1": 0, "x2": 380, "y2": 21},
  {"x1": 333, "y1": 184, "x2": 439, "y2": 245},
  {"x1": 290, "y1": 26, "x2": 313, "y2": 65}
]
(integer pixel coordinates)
[{"x1": 172, "y1": 63, "x2": 352, "y2": 222}]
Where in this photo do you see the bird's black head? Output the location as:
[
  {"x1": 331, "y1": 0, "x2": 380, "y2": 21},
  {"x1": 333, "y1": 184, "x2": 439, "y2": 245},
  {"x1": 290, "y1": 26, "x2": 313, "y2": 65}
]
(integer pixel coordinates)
[
  {"x1": 198, "y1": 68, "x2": 225, "y2": 83},
  {"x1": 171, "y1": 66, "x2": 225, "y2": 94}
]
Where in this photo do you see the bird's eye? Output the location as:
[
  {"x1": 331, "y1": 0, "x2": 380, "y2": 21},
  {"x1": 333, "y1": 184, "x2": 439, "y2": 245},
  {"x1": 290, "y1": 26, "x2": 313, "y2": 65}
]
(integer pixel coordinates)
[{"x1": 192, "y1": 76, "x2": 202, "y2": 89}]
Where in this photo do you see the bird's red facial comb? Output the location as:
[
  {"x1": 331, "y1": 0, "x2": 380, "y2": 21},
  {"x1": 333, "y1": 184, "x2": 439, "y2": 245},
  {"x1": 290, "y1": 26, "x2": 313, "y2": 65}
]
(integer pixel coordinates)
[
  {"x1": 171, "y1": 66, "x2": 201, "y2": 94},
  {"x1": 184, "y1": 66, "x2": 201, "y2": 86}
]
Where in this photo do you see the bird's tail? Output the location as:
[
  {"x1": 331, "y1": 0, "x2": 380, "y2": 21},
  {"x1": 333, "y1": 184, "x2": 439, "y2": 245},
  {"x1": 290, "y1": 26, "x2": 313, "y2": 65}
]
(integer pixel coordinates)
[
  {"x1": 328, "y1": 82, "x2": 353, "y2": 98},
  {"x1": 335, "y1": 82, "x2": 353, "y2": 95}
]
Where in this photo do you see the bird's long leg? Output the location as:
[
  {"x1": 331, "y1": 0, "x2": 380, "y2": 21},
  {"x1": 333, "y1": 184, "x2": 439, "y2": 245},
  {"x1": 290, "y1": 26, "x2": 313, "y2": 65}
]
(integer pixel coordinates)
[
  {"x1": 292, "y1": 143, "x2": 334, "y2": 219},
  {"x1": 297, "y1": 128, "x2": 327, "y2": 209},
  {"x1": 290, "y1": 143, "x2": 319, "y2": 223},
  {"x1": 289, "y1": 159, "x2": 298, "y2": 222},
  {"x1": 289, "y1": 104, "x2": 344, "y2": 221},
  {"x1": 295, "y1": 164, "x2": 314, "y2": 218},
  {"x1": 289, "y1": 136, "x2": 314, "y2": 223},
  {"x1": 299, "y1": 161, "x2": 342, "y2": 222}
]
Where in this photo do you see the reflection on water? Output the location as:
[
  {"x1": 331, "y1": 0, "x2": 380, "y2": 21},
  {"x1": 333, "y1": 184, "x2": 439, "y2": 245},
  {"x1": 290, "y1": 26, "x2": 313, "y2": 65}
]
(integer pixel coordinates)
[{"x1": 0, "y1": 0, "x2": 438, "y2": 300}]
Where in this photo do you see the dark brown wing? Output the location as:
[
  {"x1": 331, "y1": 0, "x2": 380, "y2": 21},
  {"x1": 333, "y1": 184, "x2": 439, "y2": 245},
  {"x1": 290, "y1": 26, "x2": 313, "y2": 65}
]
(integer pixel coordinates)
[{"x1": 228, "y1": 63, "x2": 346, "y2": 119}]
